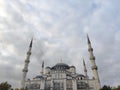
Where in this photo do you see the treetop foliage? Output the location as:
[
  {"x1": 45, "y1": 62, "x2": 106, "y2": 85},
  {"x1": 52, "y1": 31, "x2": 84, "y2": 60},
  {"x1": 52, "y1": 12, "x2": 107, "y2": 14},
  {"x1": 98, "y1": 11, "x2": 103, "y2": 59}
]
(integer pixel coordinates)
[
  {"x1": 100, "y1": 85, "x2": 120, "y2": 90},
  {"x1": 0, "y1": 82, "x2": 11, "y2": 90}
]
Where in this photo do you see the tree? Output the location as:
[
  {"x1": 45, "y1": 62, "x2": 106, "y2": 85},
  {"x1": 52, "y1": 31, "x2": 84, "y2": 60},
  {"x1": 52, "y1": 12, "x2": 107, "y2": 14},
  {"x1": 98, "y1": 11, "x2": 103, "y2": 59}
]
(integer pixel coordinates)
[
  {"x1": 0, "y1": 82, "x2": 11, "y2": 90},
  {"x1": 113, "y1": 86, "x2": 120, "y2": 90},
  {"x1": 100, "y1": 85, "x2": 112, "y2": 90},
  {"x1": 15, "y1": 88, "x2": 19, "y2": 90},
  {"x1": 20, "y1": 87, "x2": 28, "y2": 90},
  {"x1": 20, "y1": 88, "x2": 24, "y2": 90}
]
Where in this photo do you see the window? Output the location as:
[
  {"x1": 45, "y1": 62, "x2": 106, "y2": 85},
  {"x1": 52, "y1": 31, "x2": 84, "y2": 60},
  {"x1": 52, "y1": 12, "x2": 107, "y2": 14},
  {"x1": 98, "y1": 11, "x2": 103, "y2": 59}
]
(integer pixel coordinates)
[
  {"x1": 29, "y1": 83, "x2": 40, "y2": 89},
  {"x1": 67, "y1": 80, "x2": 72, "y2": 90},
  {"x1": 77, "y1": 82, "x2": 88, "y2": 89},
  {"x1": 53, "y1": 82, "x2": 63, "y2": 90}
]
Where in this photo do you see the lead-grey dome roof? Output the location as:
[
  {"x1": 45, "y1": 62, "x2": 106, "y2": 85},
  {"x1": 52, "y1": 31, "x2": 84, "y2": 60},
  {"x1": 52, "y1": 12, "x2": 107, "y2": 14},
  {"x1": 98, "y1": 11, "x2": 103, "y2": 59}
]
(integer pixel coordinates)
[
  {"x1": 34, "y1": 75, "x2": 44, "y2": 79},
  {"x1": 51, "y1": 63, "x2": 70, "y2": 70}
]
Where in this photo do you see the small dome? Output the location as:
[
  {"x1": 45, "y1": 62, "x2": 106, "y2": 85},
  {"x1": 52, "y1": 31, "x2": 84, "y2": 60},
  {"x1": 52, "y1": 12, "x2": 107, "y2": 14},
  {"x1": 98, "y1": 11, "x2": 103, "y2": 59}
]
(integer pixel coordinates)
[
  {"x1": 51, "y1": 63, "x2": 70, "y2": 70},
  {"x1": 46, "y1": 66, "x2": 51, "y2": 69},
  {"x1": 34, "y1": 75, "x2": 44, "y2": 79},
  {"x1": 70, "y1": 66, "x2": 75, "y2": 68},
  {"x1": 76, "y1": 74, "x2": 85, "y2": 78}
]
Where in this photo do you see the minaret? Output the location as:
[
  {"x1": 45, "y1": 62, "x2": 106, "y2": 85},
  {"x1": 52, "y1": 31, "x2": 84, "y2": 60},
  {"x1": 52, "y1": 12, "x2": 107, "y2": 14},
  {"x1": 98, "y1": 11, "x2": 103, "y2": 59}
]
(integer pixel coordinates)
[
  {"x1": 83, "y1": 59, "x2": 88, "y2": 78},
  {"x1": 83, "y1": 59, "x2": 89, "y2": 90},
  {"x1": 21, "y1": 38, "x2": 33, "y2": 89},
  {"x1": 41, "y1": 61, "x2": 44, "y2": 75},
  {"x1": 87, "y1": 34, "x2": 101, "y2": 90}
]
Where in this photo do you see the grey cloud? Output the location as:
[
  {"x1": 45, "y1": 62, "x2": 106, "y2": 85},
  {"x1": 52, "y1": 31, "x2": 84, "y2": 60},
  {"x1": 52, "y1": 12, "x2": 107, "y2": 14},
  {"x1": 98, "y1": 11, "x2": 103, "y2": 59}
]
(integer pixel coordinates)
[{"x1": 0, "y1": 0, "x2": 120, "y2": 88}]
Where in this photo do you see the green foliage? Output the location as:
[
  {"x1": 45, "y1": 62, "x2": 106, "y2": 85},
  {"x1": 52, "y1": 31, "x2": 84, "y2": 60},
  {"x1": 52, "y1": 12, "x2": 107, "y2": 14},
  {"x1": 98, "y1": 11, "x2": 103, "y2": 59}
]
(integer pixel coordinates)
[
  {"x1": 20, "y1": 87, "x2": 28, "y2": 90},
  {"x1": 15, "y1": 88, "x2": 19, "y2": 90},
  {"x1": 20, "y1": 88, "x2": 25, "y2": 90},
  {"x1": 0, "y1": 82, "x2": 11, "y2": 90},
  {"x1": 113, "y1": 86, "x2": 120, "y2": 90},
  {"x1": 100, "y1": 85, "x2": 112, "y2": 90},
  {"x1": 100, "y1": 85, "x2": 120, "y2": 90}
]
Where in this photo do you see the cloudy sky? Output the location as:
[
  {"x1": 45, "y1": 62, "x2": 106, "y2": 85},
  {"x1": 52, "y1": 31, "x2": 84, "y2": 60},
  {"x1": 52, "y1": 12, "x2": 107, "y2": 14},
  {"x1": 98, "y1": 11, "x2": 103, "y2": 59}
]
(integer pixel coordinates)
[{"x1": 0, "y1": 0, "x2": 120, "y2": 88}]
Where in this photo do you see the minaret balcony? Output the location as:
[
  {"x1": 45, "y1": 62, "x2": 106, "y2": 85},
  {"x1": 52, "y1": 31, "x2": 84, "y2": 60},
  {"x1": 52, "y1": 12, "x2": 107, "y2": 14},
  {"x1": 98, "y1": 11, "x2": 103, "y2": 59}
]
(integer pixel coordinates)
[
  {"x1": 90, "y1": 56, "x2": 95, "y2": 60},
  {"x1": 88, "y1": 48, "x2": 93, "y2": 51},
  {"x1": 23, "y1": 69, "x2": 28, "y2": 72},
  {"x1": 91, "y1": 65, "x2": 98, "y2": 70},
  {"x1": 27, "y1": 52, "x2": 31, "y2": 55},
  {"x1": 84, "y1": 69, "x2": 87, "y2": 72},
  {"x1": 25, "y1": 60, "x2": 30, "y2": 63}
]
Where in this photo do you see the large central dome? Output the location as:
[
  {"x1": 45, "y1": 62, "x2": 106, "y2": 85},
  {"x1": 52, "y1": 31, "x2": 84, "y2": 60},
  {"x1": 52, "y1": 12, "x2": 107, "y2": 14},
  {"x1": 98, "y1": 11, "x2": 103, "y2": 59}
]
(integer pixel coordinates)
[{"x1": 51, "y1": 63, "x2": 70, "y2": 70}]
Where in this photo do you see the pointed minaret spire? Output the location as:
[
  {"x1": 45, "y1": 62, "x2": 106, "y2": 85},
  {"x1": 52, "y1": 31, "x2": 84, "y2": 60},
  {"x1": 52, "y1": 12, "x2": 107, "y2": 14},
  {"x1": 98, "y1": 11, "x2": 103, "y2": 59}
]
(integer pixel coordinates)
[
  {"x1": 87, "y1": 34, "x2": 91, "y2": 44},
  {"x1": 42, "y1": 61, "x2": 44, "y2": 68},
  {"x1": 29, "y1": 38, "x2": 33, "y2": 48},
  {"x1": 21, "y1": 38, "x2": 33, "y2": 89},
  {"x1": 41, "y1": 61, "x2": 44, "y2": 75},
  {"x1": 87, "y1": 34, "x2": 101, "y2": 90},
  {"x1": 83, "y1": 58, "x2": 88, "y2": 77}
]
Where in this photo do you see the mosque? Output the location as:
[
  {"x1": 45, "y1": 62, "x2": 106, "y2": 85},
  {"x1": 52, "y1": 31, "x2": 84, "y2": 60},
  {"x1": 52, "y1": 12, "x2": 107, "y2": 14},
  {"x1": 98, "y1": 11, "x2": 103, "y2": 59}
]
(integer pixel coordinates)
[{"x1": 21, "y1": 35, "x2": 101, "y2": 90}]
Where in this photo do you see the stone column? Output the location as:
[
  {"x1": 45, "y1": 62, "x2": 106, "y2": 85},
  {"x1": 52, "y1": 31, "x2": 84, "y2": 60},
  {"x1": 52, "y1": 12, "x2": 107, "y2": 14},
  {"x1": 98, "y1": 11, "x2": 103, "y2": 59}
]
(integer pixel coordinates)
[
  {"x1": 40, "y1": 80, "x2": 45, "y2": 90},
  {"x1": 64, "y1": 79, "x2": 66, "y2": 90},
  {"x1": 72, "y1": 79, "x2": 77, "y2": 90},
  {"x1": 50, "y1": 80, "x2": 53, "y2": 90}
]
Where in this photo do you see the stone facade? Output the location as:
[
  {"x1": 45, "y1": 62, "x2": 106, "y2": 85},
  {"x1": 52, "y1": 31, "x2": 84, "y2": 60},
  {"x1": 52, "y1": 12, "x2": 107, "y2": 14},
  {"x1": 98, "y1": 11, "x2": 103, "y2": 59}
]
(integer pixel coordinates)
[{"x1": 25, "y1": 63, "x2": 96, "y2": 90}]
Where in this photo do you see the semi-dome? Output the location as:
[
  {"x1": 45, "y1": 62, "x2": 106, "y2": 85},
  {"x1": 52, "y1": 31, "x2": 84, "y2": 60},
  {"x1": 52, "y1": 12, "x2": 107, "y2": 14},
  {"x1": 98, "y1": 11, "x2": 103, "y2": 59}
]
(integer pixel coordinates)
[
  {"x1": 45, "y1": 66, "x2": 51, "y2": 69},
  {"x1": 51, "y1": 63, "x2": 70, "y2": 70},
  {"x1": 34, "y1": 75, "x2": 44, "y2": 79}
]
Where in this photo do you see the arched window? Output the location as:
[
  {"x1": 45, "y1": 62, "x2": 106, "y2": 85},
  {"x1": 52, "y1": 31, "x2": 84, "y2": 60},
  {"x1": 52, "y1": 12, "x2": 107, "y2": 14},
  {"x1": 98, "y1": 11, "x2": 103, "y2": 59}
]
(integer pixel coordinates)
[{"x1": 81, "y1": 77, "x2": 82, "y2": 80}]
